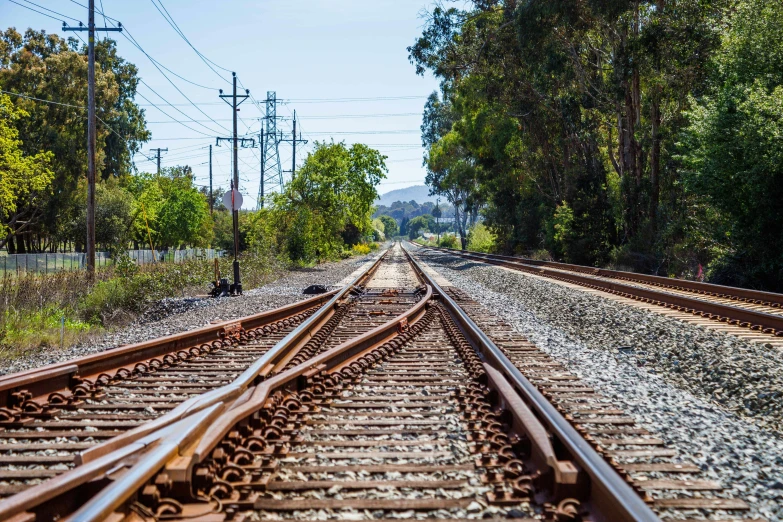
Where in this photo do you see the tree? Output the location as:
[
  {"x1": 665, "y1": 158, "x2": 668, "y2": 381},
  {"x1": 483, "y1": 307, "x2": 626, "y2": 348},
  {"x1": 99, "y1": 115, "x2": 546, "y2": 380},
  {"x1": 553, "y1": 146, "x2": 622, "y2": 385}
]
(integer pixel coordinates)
[
  {"x1": 407, "y1": 214, "x2": 435, "y2": 240},
  {"x1": 249, "y1": 141, "x2": 387, "y2": 263},
  {"x1": 409, "y1": 0, "x2": 737, "y2": 275},
  {"x1": 0, "y1": 94, "x2": 53, "y2": 246},
  {"x1": 0, "y1": 29, "x2": 149, "y2": 251},
  {"x1": 680, "y1": 0, "x2": 783, "y2": 290},
  {"x1": 378, "y1": 215, "x2": 398, "y2": 238},
  {"x1": 67, "y1": 177, "x2": 134, "y2": 252},
  {"x1": 123, "y1": 167, "x2": 212, "y2": 250}
]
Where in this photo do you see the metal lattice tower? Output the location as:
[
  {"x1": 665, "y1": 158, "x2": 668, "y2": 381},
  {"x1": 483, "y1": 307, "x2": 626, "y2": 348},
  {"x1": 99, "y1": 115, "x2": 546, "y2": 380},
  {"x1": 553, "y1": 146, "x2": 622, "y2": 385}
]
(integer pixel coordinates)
[{"x1": 257, "y1": 91, "x2": 283, "y2": 209}]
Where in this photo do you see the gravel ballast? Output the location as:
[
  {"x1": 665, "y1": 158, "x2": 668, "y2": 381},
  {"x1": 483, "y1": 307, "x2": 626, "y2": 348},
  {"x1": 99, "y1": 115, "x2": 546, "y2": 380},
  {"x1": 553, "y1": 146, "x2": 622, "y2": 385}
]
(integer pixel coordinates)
[
  {"x1": 409, "y1": 244, "x2": 783, "y2": 521},
  {"x1": 1, "y1": 252, "x2": 380, "y2": 376}
]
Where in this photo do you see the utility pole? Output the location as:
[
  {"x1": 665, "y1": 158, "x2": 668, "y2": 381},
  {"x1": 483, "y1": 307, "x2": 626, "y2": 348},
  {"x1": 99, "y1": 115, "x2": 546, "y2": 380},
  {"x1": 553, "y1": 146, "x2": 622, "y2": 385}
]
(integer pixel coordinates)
[
  {"x1": 281, "y1": 111, "x2": 307, "y2": 180},
  {"x1": 63, "y1": 4, "x2": 121, "y2": 276},
  {"x1": 219, "y1": 73, "x2": 249, "y2": 295},
  {"x1": 150, "y1": 148, "x2": 168, "y2": 175},
  {"x1": 208, "y1": 145, "x2": 213, "y2": 214},
  {"x1": 292, "y1": 110, "x2": 297, "y2": 176}
]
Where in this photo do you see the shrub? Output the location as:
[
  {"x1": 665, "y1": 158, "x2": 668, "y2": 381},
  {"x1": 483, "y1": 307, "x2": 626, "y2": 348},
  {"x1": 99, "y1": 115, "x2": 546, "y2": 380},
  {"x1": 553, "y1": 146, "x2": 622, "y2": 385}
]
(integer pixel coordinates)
[
  {"x1": 530, "y1": 249, "x2": 554, "y2": 261},
  {"x1": 467, "y1": 223, "x2": 495, "y2": 253},
  {"x1": 439, "y1": 235, "x2": 458, "y2": 248},
  {"x1": 351, "y1": 244, "x2": 371, "y2": 255}
]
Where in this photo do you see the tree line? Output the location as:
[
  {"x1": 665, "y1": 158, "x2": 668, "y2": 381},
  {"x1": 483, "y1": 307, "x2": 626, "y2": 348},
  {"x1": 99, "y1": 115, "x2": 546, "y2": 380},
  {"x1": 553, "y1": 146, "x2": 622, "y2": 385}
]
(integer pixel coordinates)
[
  {"x1": 411, "y1": 0, "x2": 783, "y2": 291},
  {"x1": 1, "y1": 28, "x2": 385, "y2": 262}
]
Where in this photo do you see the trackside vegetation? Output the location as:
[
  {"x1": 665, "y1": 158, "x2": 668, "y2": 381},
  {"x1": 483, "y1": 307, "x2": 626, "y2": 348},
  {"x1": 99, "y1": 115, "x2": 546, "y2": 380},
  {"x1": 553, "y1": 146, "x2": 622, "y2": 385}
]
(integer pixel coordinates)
[{"x1": 411, "y1": 0, "x2": 783, "y2": 291}]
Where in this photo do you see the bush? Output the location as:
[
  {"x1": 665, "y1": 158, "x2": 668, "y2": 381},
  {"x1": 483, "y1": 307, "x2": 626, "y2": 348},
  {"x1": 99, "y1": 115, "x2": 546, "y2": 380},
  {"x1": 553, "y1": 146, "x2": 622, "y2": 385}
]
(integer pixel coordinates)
[
  {"x1": 351, "y1": 244, "x2": 371, "y2": 255},
  {"x1": 438, "y1": 235, "x2": 458, "y2": 248},
  {"x1": 467, "y1": 223, "x2": 495, "y2": 253},
  {"x1": 530, "y1": 249, "x2": 554, "y2": 261},
  {"x1": 368, "y1": 242, "x2": 380, "y2": 251}
]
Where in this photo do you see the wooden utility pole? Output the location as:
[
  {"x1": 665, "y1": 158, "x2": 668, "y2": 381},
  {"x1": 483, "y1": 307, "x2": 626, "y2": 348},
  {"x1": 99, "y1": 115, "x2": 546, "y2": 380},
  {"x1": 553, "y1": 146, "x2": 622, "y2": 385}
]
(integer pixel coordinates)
[
  {"x1": 282, "y1": 111, "x2": 307, "y2": 181},
  {"x1": 150, "y1": 148, "x2": 168, "y2": 175},
  {"x1": 63, "y1": 4, "x2": 121, "y2": 275},
  {"x1": 208, "y1": 144, "x2": 213, "y2": 213},
  {"x1": 292, "y1": 110, "x2": 297, "y2": 176},
  {"x1": 219, "y1": 73, "x2": 249, "y2": 294}
]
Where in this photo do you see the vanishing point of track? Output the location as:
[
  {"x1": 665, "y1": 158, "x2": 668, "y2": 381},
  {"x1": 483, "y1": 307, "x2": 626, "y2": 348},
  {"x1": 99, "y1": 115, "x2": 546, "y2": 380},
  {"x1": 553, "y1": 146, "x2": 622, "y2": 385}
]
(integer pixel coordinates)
[{"x1": 0, "y1": 244, "x2": 760, "y2": 521}]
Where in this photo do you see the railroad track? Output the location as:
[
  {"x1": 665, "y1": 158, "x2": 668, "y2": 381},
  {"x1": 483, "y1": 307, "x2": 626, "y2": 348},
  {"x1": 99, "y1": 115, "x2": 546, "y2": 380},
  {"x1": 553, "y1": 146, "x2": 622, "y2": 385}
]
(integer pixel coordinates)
[
  {"x1": 0, "y1": 249, "x2": 393, "y2": 498},
  {"x1": 0, "y1": 244, "x2": 760, "y2": 521},
  {"x1": 421, "y1": 244, "x2": 783, "y2": 343}
]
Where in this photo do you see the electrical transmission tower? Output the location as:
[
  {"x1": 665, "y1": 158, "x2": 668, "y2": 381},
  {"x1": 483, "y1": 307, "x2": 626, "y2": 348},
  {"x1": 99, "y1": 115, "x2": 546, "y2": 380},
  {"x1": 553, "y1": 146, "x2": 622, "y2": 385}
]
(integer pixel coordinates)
[{"x1": 257, "y1": 92, "x2": 283, "y2": 209}]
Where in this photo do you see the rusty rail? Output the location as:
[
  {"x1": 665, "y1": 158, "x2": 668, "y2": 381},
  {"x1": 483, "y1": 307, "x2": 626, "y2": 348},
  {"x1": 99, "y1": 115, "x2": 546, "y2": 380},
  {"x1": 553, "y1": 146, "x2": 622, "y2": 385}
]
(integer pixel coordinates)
[
  {"x1": 431, "y1": 245, "x2": 783, "y2": 306},
  {"x1": 421, "y1": 244, "x2": 783, "y2": 336},
  {"x1": 403, "y1": 243, "x2": 661, "y2": 522},
  {"x1": 0, "y1": 249, "x2": 392, "y2": 520},
  {"x1": 51, "y1": 286, "x2": 434, "y2": 521}
]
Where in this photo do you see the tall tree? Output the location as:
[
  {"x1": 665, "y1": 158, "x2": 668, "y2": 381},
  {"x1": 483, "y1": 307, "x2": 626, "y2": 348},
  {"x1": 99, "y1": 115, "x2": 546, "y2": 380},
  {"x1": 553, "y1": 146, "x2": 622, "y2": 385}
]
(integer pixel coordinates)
[
  {"x1": 0, "y1": 29, "x2": 149, "y2": 251},
  {"x1": 0, "y1": 93, "x2": 53, "y2": 245}
]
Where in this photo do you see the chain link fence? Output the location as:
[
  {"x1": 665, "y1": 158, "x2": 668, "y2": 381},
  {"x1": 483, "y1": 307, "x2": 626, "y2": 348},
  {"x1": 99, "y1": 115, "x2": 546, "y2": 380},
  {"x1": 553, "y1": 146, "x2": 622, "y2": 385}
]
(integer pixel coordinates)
[{"x1": 0, "y1": 248, "x2": 221, "y2": 276}]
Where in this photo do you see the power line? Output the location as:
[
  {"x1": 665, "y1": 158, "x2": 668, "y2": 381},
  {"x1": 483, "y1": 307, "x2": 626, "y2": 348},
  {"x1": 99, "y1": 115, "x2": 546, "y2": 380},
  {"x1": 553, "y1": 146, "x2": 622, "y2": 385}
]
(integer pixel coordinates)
[
  {"x1": 0, "y1": 88, "x2": 154, "y2": 161},
  {"x1": 135, "y1": 90, "x2": 215, "y2": 137},
  {"x1": 18, "y1": 0, "x2": 82, "y2": 22},
  {"x1": 80, "y1": 12, "x2": 228, "y2": 131},
  {"x1": 149, "y1": 0, "x2": 232, "y2": 83},
  {"x1": 282, "y1": 96, "x2": 428, "y2": 104},
  {"x1": 6, "y1": 0, "x2": 78, "y2": 22}
]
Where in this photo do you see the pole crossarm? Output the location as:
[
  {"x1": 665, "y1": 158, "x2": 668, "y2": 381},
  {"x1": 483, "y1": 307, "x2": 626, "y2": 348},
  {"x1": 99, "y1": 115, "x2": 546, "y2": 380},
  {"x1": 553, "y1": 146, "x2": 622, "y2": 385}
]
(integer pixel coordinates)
[
  {"x1": 62, "y1": 22, "x2": 123, "y2": 32},
  {"x1": 216, "y1": 137, "x2": 255, "y2": 148}
]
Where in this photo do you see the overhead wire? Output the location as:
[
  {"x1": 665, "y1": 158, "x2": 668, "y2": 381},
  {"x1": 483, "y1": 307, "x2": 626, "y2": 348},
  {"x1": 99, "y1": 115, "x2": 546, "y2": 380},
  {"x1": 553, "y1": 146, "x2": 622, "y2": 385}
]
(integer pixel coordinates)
[
  {"x1": 0, "y1": 89, "x2": 155, "y2": 162},
  {"x1": 15, "y1": 0, "x2": 81, "y2": 22},
  {"x1": 149, "y1": 0, "x2": 232, "y2": 84}
]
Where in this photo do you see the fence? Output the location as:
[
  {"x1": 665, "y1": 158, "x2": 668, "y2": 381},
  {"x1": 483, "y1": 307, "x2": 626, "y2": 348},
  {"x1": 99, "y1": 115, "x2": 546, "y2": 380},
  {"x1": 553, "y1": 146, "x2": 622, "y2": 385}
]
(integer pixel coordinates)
[{"x1": 0, "y1": 248, "x2": 222, "y2": 276}]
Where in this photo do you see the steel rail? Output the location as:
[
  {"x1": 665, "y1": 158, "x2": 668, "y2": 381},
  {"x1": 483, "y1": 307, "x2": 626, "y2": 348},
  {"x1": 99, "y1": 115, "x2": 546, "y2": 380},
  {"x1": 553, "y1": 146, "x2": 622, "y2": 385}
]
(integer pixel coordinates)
[
  {"x1": 0, "y1": 291, "x2": 337, "y2": 408},
  {"x1": 402, "y1": 243, "x2": 661, "y2": 522},
  {"x1": 78, "y1": 248, "x2": 388, "y2": 463},
  {"x1": 432, "y1": 245, "x2": 783, "y2": 306},
  {"x1": 67, "y1": 285, "x2": 434, "y2": 521},
  {"x1": 421, "y1": 244, "x2": 783, "y2": 335},
  {"x1": 0, "y1": 249, "x2": 391, "y2": 520}
]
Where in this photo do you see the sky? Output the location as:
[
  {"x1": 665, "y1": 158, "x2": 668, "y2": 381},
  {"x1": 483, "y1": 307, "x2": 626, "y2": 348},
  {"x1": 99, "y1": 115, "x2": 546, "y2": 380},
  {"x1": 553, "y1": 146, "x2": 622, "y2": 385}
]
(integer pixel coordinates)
[{"x1": 0, "y1": 0, "x2": 440, "y2": 208}]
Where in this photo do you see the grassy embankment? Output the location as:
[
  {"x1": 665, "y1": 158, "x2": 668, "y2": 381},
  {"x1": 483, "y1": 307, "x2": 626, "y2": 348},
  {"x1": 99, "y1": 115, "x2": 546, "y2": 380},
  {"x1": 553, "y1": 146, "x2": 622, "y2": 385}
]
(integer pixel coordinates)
[
  {"x1": 0, "y1": 250, "x2": 284, "y2": 360},
  {"x1": 0, "y1": 243, "x2": 383, "y2": 361}
]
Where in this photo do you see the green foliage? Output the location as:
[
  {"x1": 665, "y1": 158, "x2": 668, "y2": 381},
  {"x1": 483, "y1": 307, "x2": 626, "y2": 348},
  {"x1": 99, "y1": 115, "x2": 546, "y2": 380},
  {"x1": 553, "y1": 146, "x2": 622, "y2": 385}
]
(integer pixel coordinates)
[
  {"x1": 547, "y1": 202, "x2": 575, "y2": 261},
  {"x1": 123, "y1": 168, "x2": 213, "y2": 250},
  {"x1": 679, "y1": 0, "x2": 783, "y2": 290},
  {"x1": 0, "y1": 93, "x2": 53, "y2": 235},
  {"x1": 246, "y1": 141, "x2": 386, "y2": 264},
  {"x1": 408, "y1": 0, "x2": 783, "y2": 289},
  {"x1": 0, "y1": 29, "x2": 149, "y2": 248},
  {"x1": 466, "y1": 223, "x2": 495, "y2": 253},
  {"x1": 438, "y1": 234, "x2": 458, "y2": 249},
  {"x1": 377, "y1": 215, "x2": 399, "y2": 238},
  {"x1": 371, "y1": 218, "x2": 386, "y2": 241},
  {"x1": 407, "y1": 214, "x2": 435, "y2": 240},
  {"x1": 374, "y1": 199, "x2": 452, "y2": 227},
  {"x1": 66, "y1": 177, "x2": 135, "y2": 252}
]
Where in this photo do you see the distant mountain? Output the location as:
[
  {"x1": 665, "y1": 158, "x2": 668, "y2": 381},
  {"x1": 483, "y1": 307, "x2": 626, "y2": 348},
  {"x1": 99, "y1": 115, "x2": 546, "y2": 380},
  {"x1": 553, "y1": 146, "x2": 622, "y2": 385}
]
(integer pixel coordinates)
[{"x1": 376, "y1": 185, "x2": 435, "y2": 207}]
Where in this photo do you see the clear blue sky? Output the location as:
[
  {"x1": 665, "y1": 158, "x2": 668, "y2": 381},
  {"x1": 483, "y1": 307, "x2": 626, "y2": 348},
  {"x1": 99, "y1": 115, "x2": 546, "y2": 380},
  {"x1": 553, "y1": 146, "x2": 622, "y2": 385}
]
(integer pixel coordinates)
[{"x1": 1, "y1": 0, "x2": 439, "y2": 207}]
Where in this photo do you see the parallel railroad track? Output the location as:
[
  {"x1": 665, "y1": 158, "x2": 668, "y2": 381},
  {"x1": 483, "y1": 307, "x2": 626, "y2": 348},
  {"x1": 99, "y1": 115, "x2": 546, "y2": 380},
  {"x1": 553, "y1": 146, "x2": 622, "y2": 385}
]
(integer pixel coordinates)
[
  {"x1": 0, "y1": 244, "x2": 761, "y2": 521},
  {"x1": 422, "y1": 245, "x2": 783, "y2": 342},
  {"x1": 0, "y1": 250, "x2": 397, "y2": 498}
]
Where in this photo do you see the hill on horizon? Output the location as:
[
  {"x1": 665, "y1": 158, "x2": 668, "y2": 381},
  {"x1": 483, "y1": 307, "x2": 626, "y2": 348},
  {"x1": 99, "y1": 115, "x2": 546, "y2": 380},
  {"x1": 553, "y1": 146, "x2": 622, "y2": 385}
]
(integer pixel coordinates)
[{"x1": 376, "y1": 185, "x2": 435, "y2": 207}]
